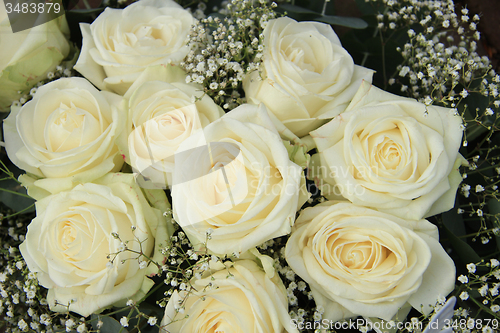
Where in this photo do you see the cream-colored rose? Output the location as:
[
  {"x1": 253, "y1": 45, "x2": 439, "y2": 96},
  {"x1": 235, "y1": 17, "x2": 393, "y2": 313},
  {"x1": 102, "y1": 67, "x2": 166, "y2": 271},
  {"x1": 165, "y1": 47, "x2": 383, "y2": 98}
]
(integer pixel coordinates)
[
  {"x1": 160, "y1": 259, "x2": 298, "y2": 333},
  {"x1": 310, "y1": 81, "x2": 465, "y2": 220},
  {"x1": 122, "y1": 76, "x2": 223, "y2": 188},
  {"x1": 285, "y1": 201, "x2": 455, "y2": 321},
  {"x1": 171, "y1": 104, "x2": 308, "y2": 255},
  {"x1": 3, "y1": 77, "x2": 125, "y2": 197},
  {"x1": 0, "y1": 1, "x2": 70, "y2": 111},
  {"x1": 243, "y1": 17, "x2": 373, "y2": 138},
  {"x1": 19, "y1": 173, "x2": 170, "y2": 317},
  {"x1": 74, "y1": 0, "x2": 193, "y2": 95}
]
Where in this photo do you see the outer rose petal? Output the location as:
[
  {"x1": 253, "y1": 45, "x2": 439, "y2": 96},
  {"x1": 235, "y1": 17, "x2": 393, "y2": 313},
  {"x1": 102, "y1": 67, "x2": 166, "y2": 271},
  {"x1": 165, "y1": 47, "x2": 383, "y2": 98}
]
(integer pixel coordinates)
[{"x1": 75, "y1": 23, "x2": 107, "y2": 91}]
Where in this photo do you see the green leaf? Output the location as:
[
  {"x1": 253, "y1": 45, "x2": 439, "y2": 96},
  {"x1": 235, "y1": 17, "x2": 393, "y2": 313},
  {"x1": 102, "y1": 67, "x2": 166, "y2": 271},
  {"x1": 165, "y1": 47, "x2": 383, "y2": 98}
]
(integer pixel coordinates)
[
  {"x1": 354, "y1": 0, "x2": 383, "y2": 15},
  {"x1": 67, "y1": 7, "x2": 104, "y2": 16},
  {"x1": 0, "y1": 179, "x2": 34, "y2": 211},
  {"x1": 442, "y1": 205, "x2": 467, "y2": 237},
  {"x1": 277, "y1": 3, "x2": 321, "y2": 16},
  {"x1": 441, "y1": 222, "x2": 481, "y2": 264},
  {"x1": 277, "y1": 4, "x2": 368, "y2": 29},
  {"x1": 0, "y1": 162, "x2": 35, "y2": 213},
  {"x1": 90, "y1": 315, "x2": 129, "y2": 333},
  {"x1": 314, "y1": 15, "x2": 368, "y2": 29},
  {"x1": 275, "y1": 4, "x2": 323, "y2": 21},
  {"x1": 64, "y1": 0, "x2": 102, "y2": 10}
]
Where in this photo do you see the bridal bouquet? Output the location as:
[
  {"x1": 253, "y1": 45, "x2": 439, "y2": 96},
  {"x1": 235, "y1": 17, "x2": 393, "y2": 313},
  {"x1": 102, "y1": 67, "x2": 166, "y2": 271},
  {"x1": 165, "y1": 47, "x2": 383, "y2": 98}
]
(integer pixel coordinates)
[{"x1": 0, "y1": 0, "x2": 499, "y2": 332}]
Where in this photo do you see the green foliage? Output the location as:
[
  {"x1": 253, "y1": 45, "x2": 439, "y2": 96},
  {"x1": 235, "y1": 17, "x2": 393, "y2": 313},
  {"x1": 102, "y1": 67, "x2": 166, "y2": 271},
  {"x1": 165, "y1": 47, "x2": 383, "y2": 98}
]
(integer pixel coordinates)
[
  {"x1": 441, "y1": 217, "x2": 482, "y2": 266},
  {"x1": 276, "y1": 2, "x2": 368, "y2": 29},
  {"x1": 0, "y1": 159, "x2": 34, "y2": 213},
  {"x1": 91, "y1": 315, "x2": 129, "y2": 333}
]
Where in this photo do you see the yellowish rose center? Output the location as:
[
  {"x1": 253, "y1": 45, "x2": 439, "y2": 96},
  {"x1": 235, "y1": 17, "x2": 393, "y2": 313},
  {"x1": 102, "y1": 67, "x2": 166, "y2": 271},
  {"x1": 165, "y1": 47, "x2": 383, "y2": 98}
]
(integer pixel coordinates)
[
  {"x1": 374, "y1": 137, "x2": 403, "y2": 171},
  {"x1": 59, "y1": 222, "x2": 77, "y2": 250},
  {"x1": 50, "y1": 104, "x2": 85, "y2": 151},
  {"x1": 47, "y1": 101, "x2": 102, "y2": 153},
  {"x1": 193, "y1": 294, "x2": 246, "y2": 333},
  {"x1": 157, "y1": 112, "x2": 187, "y2": 139},
  {"x1": 281, "y1": 37, "x2": 319, "y2": 72},
  {"x1": 201, "y1": 313, "x2": 236, "y2": 333},
  {"x1": 321, "y1": 229, "x2": 395, "y2": 275},
  {"x1": 55, "y1": 217, "x2": 88, "y2": 262},
  {"x1": 208, "y1": 158, "x2": 239, "y2": 206},
  {"x1": 54, "y1": 107, "x2": 84, "y2": 131},
  {"x1": 126, "y1": 24, "x2": 167, "y2": 48},
  {"x1": 353, "y1": 120, "x2": 418, "y2": 182}
]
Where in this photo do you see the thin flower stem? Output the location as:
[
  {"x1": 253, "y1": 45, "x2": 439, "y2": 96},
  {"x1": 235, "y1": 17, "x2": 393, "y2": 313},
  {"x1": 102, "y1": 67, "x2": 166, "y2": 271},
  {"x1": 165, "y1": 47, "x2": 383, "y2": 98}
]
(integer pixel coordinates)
[
  {"x1": 379, "y1": 31, "x2": 387, "y2": 90},
  {"x1": 467, "y1": 164, "x2": 500, "y2": 175},
  {"x1": 137, "y1": 282, "x2": 166, "y2": 304},
  {"x1": 361, "y1": 52, "x2": 370, "y2": 67},
  {"x1": 0, "y1": 187, "x2": 33, "y2": 199},
  {"x1": 126, "y1": 249, "x2": 160, "y2": 268},
  {"x1": 1, "y1": 203, "x2": 35, "y2": 219},
  {"x1": 456, "y1": 229, "x2": 496, "y2": 239},
  {"x1": 470, "y1": 296, "x2": 498, "y2": 318},
  {"x1": 321, "y1": 0, "x2": 330, "y2": 16}
]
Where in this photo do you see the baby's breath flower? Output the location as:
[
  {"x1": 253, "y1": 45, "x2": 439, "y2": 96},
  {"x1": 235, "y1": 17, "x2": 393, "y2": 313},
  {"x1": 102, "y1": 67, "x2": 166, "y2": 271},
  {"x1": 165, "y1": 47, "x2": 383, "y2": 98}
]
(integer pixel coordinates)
[
  {"x1": 77, "y1": 323, "x2": 86, "y2": 333},
  {"x1": 66, "y1": 318, "x2": 75, "y2": 330},
  {"x1": 148, "y1": 316, "x2": 157, "y2": 326},
  {"x1": 491, "y1": 259, "x2": 500, "y2": 267},
  {"x1": 478, "y1": 284, "x2": 488, "y2": 296},
  {"x1": 18, "y1": 319, "x2": 28, "y2": 331},
  {"x1": 120, "y1": 317, "x2": 129, "y2": 327}
]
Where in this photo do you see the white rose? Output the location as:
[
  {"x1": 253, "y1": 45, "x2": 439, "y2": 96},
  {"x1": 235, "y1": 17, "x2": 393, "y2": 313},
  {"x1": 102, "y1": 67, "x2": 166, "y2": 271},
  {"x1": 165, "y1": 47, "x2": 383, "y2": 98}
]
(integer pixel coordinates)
[
  {"x1": 3, "y1": 77, "x2": 125, "y2": 197},
  {"x1": 74, "y1": 0, "x2": 193, "y2": 95},
  {"x1": 310, "y1": 81, "x2": 466, "y2": 220},
  {"x1": 243, "y1": 17, "x2": 373, "y2": 138},
  {"x1": 122, "y1": 71, "x2": 223, "y2": 188},
  {"x1": 285, "y1": 201, "x2": 455, "y2": 321},
  {"x1": 0, "y1": 1, "x2": 70, "y2": 111},
  {"x1": 171, "y1": 103, "x2": 308, "y2": 255},
  {"x1": 160, "y1": 259, "x2": 298, "y2": 333},
  {"x1": 19, "y1": 173, "x2": 170, "y2": 317}
]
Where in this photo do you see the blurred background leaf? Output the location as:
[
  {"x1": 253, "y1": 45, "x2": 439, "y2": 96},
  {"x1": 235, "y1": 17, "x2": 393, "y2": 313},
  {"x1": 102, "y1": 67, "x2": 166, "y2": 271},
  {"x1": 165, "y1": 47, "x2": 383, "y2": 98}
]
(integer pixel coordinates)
[{"x1": 0, "y1": 161, "x2": 35, "y2": 213}]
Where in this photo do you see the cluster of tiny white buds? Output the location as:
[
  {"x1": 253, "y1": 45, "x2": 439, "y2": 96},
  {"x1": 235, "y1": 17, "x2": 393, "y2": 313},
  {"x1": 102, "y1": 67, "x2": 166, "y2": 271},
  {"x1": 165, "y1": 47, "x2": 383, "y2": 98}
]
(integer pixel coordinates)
[{"x1": 181, "y1": 0, "x2": 276, "y2": 108}]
